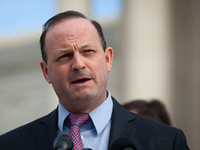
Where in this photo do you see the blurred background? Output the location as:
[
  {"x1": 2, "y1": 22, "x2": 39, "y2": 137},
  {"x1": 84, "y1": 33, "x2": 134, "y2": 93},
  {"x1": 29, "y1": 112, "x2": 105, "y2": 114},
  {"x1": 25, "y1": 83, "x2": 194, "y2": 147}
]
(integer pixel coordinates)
[{"x1": 0, "y1": 0, "x2": 200, "y2": 149}]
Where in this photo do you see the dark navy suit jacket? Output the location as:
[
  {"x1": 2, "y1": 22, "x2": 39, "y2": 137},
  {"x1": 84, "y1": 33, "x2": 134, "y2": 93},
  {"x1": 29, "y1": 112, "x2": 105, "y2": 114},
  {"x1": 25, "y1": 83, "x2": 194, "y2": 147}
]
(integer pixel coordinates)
[{"x1": 0, "y1": 97, "x2": 190, "y2": 150}]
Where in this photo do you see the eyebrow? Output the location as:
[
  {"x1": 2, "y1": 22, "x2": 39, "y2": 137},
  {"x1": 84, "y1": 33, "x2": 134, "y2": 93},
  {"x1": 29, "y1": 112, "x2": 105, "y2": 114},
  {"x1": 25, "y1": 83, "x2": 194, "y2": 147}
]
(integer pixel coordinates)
[
  {"x1": 80, "y1": 44, "x2": 90, "y2": 49},
  {"x1": 56, "y1": 43, "x2": 95, "y2": 53},
  {"x1": 80, "y1": 43, "x2": 96, "y2": 50},
  {"x1": 56, "y1": 49, "x2": 72, "y2": 54}
]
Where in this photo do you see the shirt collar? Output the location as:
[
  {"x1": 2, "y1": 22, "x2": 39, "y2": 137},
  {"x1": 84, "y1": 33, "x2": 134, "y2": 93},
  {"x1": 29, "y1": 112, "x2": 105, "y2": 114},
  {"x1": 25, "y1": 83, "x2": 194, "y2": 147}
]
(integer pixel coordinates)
[
  {"x1": 58, "y1": 102, "x2": 70, "y2": 133},
  {"x1": 89, "y1": 90, "x2": 113, "y2": 135},
  {"x1": 58, "y1": 90, "x2": 113, "y2": 135}
]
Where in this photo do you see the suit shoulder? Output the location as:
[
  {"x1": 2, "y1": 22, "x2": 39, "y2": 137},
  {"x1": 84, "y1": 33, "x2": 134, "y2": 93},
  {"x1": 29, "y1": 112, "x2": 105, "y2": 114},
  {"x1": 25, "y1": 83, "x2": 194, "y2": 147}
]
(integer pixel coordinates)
[
  {"x1": 133, "y1": 113, "x2": 183, "y2": 137},
  {"x1": 0, "y1": 108, "x2": 57, "y2": 140}
]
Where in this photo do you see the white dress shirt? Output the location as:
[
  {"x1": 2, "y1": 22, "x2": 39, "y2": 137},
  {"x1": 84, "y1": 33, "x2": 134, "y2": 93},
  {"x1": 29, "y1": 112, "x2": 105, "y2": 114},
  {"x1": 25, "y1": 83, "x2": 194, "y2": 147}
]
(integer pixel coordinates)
[{"x1": 57, "y1": 90, "x2": 113, "y2": 150}]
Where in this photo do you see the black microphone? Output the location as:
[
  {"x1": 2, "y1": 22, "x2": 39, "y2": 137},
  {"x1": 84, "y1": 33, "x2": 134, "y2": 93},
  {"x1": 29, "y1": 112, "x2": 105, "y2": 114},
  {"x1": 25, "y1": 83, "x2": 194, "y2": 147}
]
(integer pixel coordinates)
[
  {"x1": 111, "y1": 137, "x2": 137, "y2": 150},
  {"x1": 83, "y1": 148, "x2": 92, "y2": 150},
  {"x1": 53, "y1": 134, "x2": 73, "y2": 150}
]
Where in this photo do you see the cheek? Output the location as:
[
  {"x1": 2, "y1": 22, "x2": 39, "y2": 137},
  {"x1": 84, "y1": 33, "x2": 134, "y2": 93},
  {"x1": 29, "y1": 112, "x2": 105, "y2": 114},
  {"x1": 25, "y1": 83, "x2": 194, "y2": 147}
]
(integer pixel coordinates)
[
  {"x1": 95, "y1": 61, "x2": 108, "y2": 81},
  {"x1": 49, "y1": 65, "x2": 70, "y2": 81},
  {"x1": 58, "y1": 67, "x2": 70, "y2": 79}
]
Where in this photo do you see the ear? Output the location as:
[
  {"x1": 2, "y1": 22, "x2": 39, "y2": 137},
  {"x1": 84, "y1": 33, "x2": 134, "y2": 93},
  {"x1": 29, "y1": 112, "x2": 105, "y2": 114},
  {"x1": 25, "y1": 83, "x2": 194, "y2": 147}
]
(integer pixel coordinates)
[
  {"x1": 105, "y1": 47, "x2": 113, "y2": 73},
  {"x1": 40, "y1": 61, "x2": 51, "y2": 84}
]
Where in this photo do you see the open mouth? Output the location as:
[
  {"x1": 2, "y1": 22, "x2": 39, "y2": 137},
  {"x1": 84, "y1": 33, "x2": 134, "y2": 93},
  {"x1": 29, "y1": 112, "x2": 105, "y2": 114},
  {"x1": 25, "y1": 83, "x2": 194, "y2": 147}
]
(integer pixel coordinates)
[{"x1": 71, "y1": 78, "x2": 91, "y2": 84}]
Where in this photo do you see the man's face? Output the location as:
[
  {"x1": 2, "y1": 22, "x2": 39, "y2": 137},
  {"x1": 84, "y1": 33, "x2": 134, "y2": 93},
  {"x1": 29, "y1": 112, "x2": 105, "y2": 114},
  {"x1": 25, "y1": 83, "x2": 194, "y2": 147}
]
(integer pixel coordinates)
[{"x1": 40, "y1": 18, "x2": 113, "y2": 113}]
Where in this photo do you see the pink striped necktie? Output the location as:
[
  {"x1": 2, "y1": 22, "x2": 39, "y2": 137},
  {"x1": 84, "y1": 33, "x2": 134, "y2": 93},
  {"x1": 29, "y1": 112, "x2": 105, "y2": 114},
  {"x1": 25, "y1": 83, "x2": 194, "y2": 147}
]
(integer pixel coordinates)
[{"x1": 68, "y1": 113, "x2": 89, "y2": 150}]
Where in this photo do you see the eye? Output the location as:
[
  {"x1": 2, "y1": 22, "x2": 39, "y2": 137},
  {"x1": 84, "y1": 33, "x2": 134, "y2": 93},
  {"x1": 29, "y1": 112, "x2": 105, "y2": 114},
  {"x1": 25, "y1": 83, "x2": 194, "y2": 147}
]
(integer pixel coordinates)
[
  {"x1": 57, "y1": 53, "x2": 73, "y2": 61},
  {"x1": 84, "y1": 49, "x2": 95, "y2": 53}
]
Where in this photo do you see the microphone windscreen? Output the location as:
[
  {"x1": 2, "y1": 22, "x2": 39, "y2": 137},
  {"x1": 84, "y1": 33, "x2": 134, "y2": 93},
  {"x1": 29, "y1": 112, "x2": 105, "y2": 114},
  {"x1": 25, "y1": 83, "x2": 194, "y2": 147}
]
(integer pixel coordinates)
[
  {"x1": 53, "y1": 134, "x2": 73, "y2": 150},
  {"x1": 111, "y1": 137, "x2": 137, "y2": 150}
]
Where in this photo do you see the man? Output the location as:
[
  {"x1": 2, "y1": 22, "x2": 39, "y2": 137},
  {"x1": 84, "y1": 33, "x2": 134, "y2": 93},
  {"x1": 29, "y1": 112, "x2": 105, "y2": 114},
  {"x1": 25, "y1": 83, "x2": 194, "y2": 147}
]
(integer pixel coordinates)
[{"x1": 0, "y1": 11, "x2": 189, "y2": 150}]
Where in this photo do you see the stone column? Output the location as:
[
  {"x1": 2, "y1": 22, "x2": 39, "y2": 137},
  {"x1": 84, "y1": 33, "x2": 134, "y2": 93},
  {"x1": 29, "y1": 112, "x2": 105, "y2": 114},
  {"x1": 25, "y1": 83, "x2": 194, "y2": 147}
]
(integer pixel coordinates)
[
  {"x1": 118, "y1": 0, "x2": 200, "y2": 149},
  {"x1": 118, "y1": 0, "x2": 172, "y2": 108},
  {"x1": 58, "y1": 0, "x2": 90, "y2": 15},
  {"x1": 170, "y1": 0, "x2": 200, "y2": 149}
]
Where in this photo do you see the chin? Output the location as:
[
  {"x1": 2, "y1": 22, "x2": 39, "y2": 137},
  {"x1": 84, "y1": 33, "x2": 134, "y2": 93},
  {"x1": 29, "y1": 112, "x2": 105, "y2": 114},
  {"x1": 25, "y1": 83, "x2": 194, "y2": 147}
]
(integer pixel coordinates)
[{"x1": 73, "y1": 93, "x2": 96, "y2": 102}]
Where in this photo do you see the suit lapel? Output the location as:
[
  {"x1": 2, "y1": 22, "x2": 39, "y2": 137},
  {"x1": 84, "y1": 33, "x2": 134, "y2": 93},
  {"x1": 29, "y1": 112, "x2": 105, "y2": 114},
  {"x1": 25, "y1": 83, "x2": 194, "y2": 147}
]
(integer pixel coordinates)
[
  {"x1": 34, "y1": 108, "x2": 58, "y2": 150},
  {"x1": 108, "y1": 98, "x2": 137, "y2": 150},
  {"x1": 32, "y1": 99, "x2": 137, "y2": 150}
]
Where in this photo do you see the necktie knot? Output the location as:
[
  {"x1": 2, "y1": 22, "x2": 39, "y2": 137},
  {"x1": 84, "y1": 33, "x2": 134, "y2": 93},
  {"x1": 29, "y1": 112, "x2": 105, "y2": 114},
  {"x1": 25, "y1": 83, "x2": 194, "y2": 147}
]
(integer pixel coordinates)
[{"x1": 69, "y1": 113, "x2": 89, "y2": 127}]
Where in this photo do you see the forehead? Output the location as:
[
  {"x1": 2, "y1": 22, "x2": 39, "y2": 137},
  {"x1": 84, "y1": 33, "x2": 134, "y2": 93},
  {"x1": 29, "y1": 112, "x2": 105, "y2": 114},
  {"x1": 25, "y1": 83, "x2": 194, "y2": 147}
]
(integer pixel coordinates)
[{"x1": 46, "y1": 18, "x2": 99, "y2": 43}]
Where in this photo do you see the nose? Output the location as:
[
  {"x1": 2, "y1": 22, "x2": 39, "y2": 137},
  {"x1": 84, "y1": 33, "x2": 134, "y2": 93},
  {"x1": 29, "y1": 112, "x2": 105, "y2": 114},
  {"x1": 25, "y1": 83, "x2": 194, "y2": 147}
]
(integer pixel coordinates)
[{"x1": 71, "y1": 53, "x2": 85, "y2": 71}]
